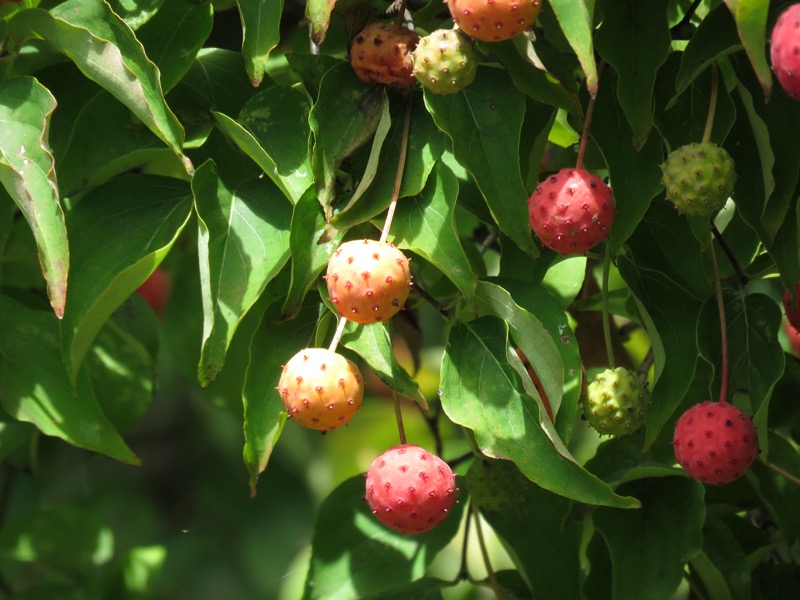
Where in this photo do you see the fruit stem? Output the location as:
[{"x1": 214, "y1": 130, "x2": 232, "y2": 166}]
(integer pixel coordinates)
[
  {"x1": 709, "y1": 243, "x2": 729, "y2": 403},
  {"x1": 393, "y1": 391, "x2": 407, "y2": 445},
  {"x1": 455, "y1": 503, "x2": 473, "y2": 582},
  {"x1": 327, "y1": 316, "x2": 348, "y2": 353},
  {"x1": 766, "y1": 461, "x2": 800, "y2": 486},
  {"x1": 472, "y1": 504, "x2": 504, "y2": 600},
  {"x1": 575, "y1": 64, "x2": 604, "y2": 170},
  {"x1": 393, "y1": 0, "x2": 410, "y2": 29},
  {"x1": 602, "y1": 246, "x2": 617, "y2": 368},
  {"x1": 702, "y1": 63, "x2": 719, "y2": 144},
  {"x1": 711, "y1": 223, "x2": 749, "y2": 286},
  {"x1": 379, "y1": 91, "x2": 414, "y2": 243}
]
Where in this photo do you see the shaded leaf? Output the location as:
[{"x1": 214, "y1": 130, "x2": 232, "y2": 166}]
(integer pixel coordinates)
[
  {"x1": 694, "y1": 514, "x2": 750, "y2": 600},
  {"x1": 0, "y1": 76, "x2": 67, "y2": 317},
  {"x1": 365, "y1": 578, "x2": 445, "y2": 599},
  {"x1": 285, "y1": 53, "x2": 342, "y2": 99},
  {"x1": 724, "y1": 0, "x2": 772, "y2": 99},
  {"x1": 237, "y1": 0, "x2": 283, "y2": 86},
  {"x1": 193, "y1": 161, "x2": 292, "y2": 387},
  {"x1": 548, "y1": 0, "x2": 598, "y2": 96},
  {"x1": 675, "y1": 4, "x2": 739, "y2": 94},
  {"x1": 0, "y1": 407, "x2": 34, "y2": 462}
]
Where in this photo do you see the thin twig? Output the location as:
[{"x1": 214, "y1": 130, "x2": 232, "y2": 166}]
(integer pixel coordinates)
[
  {"x1": 711, "y1": 223, "x2": 748, "y2": 286},
  {"x1": 702, "y1": 63, "x2": 719, "y2": 144},
  {"x1": 766, "y1": 461, "x2": 800, "y2": 486},
  {"x1": 670, "y1": 0, "x2": 703, "y2": 39},
  {"x1": 380, "y1": 91, "x2": 414, "y2": 242},
  {"x1": 393, "y1": 0, "x2": 410, "y2": 29},
  {"x1": 709, "y1": 244, "x2": 729, "y2": 404},
  {"x1": 473, "y1": 504, "x2": 504, "y2": 599},
  {"x1": 393, "y1": 392, "x2": 407, "y2": 445},
  {"x1": 602, "y1": 246, "x2": 616, "y2": 368},
  {"x1": 455, "y1": 502, "x2": 472, "y2": 581}
]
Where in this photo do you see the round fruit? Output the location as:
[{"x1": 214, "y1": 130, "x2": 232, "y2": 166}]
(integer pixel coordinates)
[
  {"x1": 277, "y1": 348, "x2": 364, "y2": 431},
  {"x1": 365, "y1": 444, "x2": 457, "y2": 534},
  {"x1": 583, "y1": 367, "x2": 649, "y2": 437},
  {"x1": 673, "y1": 400, "x2": 759, "y2": 486},
  {"x1": 783, "y1": 283, "x2": 800, "y2": 330},
  {"x1": 136, "y1": 266, "x2": 170, "y2": 318},
  {"x1": 771, "y1": 4, "x2": 800, "y2": 100},
  {"x1": 661, "y1": 142, "x2": 736, "y2": 217},
  {"x1": 446, "y1": 0, "x2": 542, "y2": 43},
  {"x1": 465, "y1": 458, "x2": 523, "y2": 511},
  {"x1": 412, "y1": 28, "x2": 478, "y2": 94},
  {"x1": 325, "y1": 239, "x2": 412, "y2": 325},
  {"x1": 528, "y1": 168, "x2": 614, "y2": 255},
  {"x1": 350, "y1": 23, "x2": 419, "y2": 89}
]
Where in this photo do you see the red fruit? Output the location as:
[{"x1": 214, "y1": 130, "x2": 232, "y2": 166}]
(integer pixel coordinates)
[
  {"x1": 785, "y1": 320, "x2": 800, "y2": 356},
  {"x1": 528, "y1": 168, "x2": 614, "y2": 255},
  {"x1": 783, "y1": 284, "x2": 800, "y2": 330},
  {"x1": 136, "y1": 267, "x2": 171, "y2": 318},
  {"x1": 350, "y1": 23, "x2": 419, "y2": 89},
  {"x1": 277, "y1": 348, "x2": 364, "y2": 431},
  {"x1": 673, "y1": 401, "x2": 759, "y2": 486},
  {"x1": 771, "y1": 4, "x2": 800, "y2": 100},
  {"x1": 365, "y1": 444, "x2": 457, "y2": 534},
  {"x1": 446, "y1": 0, "x2": 542, "y2": 42},
  {"x1": 325, "y1": 239, "x2": 412, "y2": 325}
]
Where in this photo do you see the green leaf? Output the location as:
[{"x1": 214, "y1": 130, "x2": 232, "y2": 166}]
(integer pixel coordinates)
[
  {"x1": 0, "y1": 407, "x2": 34, "y2": 462},
  {"x1": 310, "y1": 63, "x2": 387, "y2": 218},
  {"x1": 479, "y1": 462, "x2": 582, "y2": 600},
  {"x1": 342, "y1": 321, "x2": 427, "y2": 410},
  {"x1": 0, "y1": 76, "x2": 68, "y2": 317},
  {"x1": 675, "y1": 4, "x2": 740, "y2": 94},
  {"x1": 548, "y1": 0, "x2": 598, "y2": 97},
  {"x1": 305, "y1": 0, "x2": 336, "y2": 45},
  {"x1": 0, "y1": 294, "x2": 139, "y2": 464},
  {"x1": 595, "y1": 0, "x2": 671, "y2": 147},
  {"x1": 391, "y1": 161, "x2": 478, "y2": 303},
  {"x1": 12, "y1": 0, "x2": 186, "y2": 158},
  {"x1": 193, "y1": 161, "x2": 292, "y2": 387},
  {"x1": 724, "y1": 0, "x2": 772, "y2": 99},
  {"x1": 237, "y1": 84, "x2": 314, "y2": 202},
  {"x1": 618, "y1": 256, "x2": 702, "y2": 448},
  {"x1": 108, "y1": 0, "x2": 164, "y2": 30},
  {"x1": 136, "y1": 0, "x2": 214, "y2": 92},
  {"x1": 593, "y1": 477, "x2": 706, "y2": 600},
  {"x1": 753, "y1": 432, "x2": 800, "y2": 542},
  {"x1": 364, "y1": 578, "x2": 445, "y2": 599},
  {"x1": 237, "y1": 0, "x2": 283, "y2": 86},
  {"x1": 694, "y1": 515, "x2": 750, "y2": 600},
  {"x1": 61, "y1": 175, "x2": 192, "y2": 381},
  {"x1": 424, "y1": 69, "x2": 537, "y2": 258},
  {"x1": 592, "y1": 70, "x2": 665, "y2": 252},
  {"x1": 697, "y1": 290, "x2": 784, "y2": 438},
  {"x1": 440, "y1": 317, "x2": 639, "y2": 509},
  {"x1": 303, "y1": 475, "x2": 464, "y2": 599},
  {"x1": 285, "y1": 53, "x2": 342, "y2": 99},
  {"x1": 242, "y1": 298, "x2": 319, "y2": 496}
]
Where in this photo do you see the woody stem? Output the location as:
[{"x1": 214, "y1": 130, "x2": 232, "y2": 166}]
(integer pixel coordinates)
[{"x1": 380, "y1": 90, "x2": 414, "y2": 243}]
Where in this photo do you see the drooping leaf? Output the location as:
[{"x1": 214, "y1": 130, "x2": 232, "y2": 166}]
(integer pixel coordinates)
[
  {"x1": 242, "y1": 298, "x2": 320, "y2": 496},
  {"x1": 193, "y1": 160, "x2": 292, "y2": 387},
  {"x1": 306, "y1": 0, "x2": 336, "y2": 45},
  {"x1": 303, "y1": 475, "x2": 464, "y2": 599},
  {"x1": 309, "y1": 63, "x2": 387, "y2": 218},
  {"x1": 548, "y1": 0, "x2": 599, "y2": 97},
  {"x1": 11, "y1": 0, "x2": 186, "y2": 158},
  {"x1": 440, "y1": 317, "x2": 639, "y2": 509},
  {"x1": 0, "y1": 76, "x2": 68, "y2": 317},
  {"x1": 390, "y1": 161, "x2": 478, "y2": 303},
  {"x1": 424, "y1": 69, "x2": 537, "y2": 258},
  {"x1": 61, "y1": 175, "x2": 192, "y2": 380},
  {"x1": 724, "y1": 0, "x2": 772, "y2": 99},
  {"x1": 595, "y1": 0, "x2": 671, "y2": 147},
  {"x1": 593, "y1": 477, "x2": 706, "y2": 600},
  {"x1": 0, "y1": 294, "x2": 138, "y2": 464},
  {"x1": 237, "y1": 0, "x2": 283, "y2": 86},
  {"x1": 342, "y1": 321, "x2": 427, "y2": 410},
  {"x1": 136, "y1": 0, "x2": 214, "y2": 92}
]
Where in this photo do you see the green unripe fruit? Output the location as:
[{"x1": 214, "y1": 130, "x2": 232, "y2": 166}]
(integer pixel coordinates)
[
  {"x1": 465, "y1": 458, "x2": 523, "y2": 511},
  {"x1": 583, "y1": 367, "x2": 649, "y2": 437},
  {"x1": 660, "y1": 142, "x2": 736, "y2": 217},
  {"x1": 412, "y1": 29, "x2": 478, "y2": 94}
]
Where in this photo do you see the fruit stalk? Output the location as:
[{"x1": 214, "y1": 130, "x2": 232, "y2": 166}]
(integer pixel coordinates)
[
  {"x1": 602, "y1": 246, "x2": 616, "y2": 368},
  {"x1": 702, "y1": 63, "x2": 719, "y2": 144},
  {"x1": 472, "y1": 503, "x2": 504, "y2": 599},
  {"x1": 393, "y1": 391, "x2": 407, "y2": 444},
  {"x1": 327, "y1": 315, "x2": 348, "y2": 353},
  {"x1": 394, "y1": 0, "x2": 410, "y2": 29},
  {"x1": 575, "y1": 64, "x2": 603, "y2": 170},
  {"x1": 380, "y1": 91, "x2": 414, "y2": 243},
  {"x1": 710, "y1": 243, "x2": 729, "y2": 404}
]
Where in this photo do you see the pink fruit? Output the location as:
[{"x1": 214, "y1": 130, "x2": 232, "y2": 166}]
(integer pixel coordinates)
[
  {"x1": 783, "y1": 283, "x2": 800, "y2": 330},
  {"x1": 277, "y1": 348, "x2": 364, "y2": 431},
  {"x1": 350, "y1": 23, "x2": 419, "y2": 89},
  {"x1": 325, "y1": 239, "x2": 412, "y2": 325},
  {"x1": 771, "y1": 4, "x2": 800, "y2": 100},
  {"x1": 446, "y1": 0, "x2": 542, "y2": 43},
  {"x1": 528, "y1": 168, "x2": 615, "y2": 255},
  {"x1": 673, "y1": 400, "x2": 759, "y2": 486},
  {"x1": 365, "y1": 444, "x2": 457, "y2": 534}
]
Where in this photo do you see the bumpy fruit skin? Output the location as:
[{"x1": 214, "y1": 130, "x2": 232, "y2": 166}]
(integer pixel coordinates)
[
  {"x1": 412, "y1": 28, "x2": 478, "y2": 94},
  {"x1": 783, "y1": 283, "x2": 800, "y2": 330},
  {"x1": 771, "y1": 4, "x2": 800, "y2": 100},
  {"x1": 528, "y1": 168, "x2": 614, "y2": 255},
  {"x1": 661, "y1": 142, "x2": 736, "y2": 217},
  {"x1": 350, "y1": 23, "x2": 419, "y2": 89},
  {"x1": 325, "y1": 239, "x2": 412, "y2": 325},
  {"x1": 673, "y1": 400, "x2": 759, "y2": 486},
  {"x1": 446, "y1": 0, "x2": 542, "y2": 42},
  {"x1": 584, "y1": 367, "x2": 649, "y2": 437},
  {"x1": 365, "y1": 444, "x2": 457, "y2": 534},
  {"x1": 278, "y1": 348, "x2": 364, "y2": 431},
  {"x1": 465, "y1": 458, "x2": 523, "y2": 511}
]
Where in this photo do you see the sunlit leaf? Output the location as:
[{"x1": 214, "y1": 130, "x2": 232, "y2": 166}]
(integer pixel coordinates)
[{"x1": 237, "y1": 0, "x2": 283, "y2": 86}]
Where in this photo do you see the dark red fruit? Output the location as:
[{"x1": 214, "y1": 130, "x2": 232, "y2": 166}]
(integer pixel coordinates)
[
  {"x1": 673, "y1": 400, "x2": 758, "y2": 486},
  {"x1": 528, "y1": 168, "x2": 614, "y2": 255},
  {"x1": 136, "y1": 267, "x2": 171, "y2": 318},
  {"x1": 350, "y1": 23, "x2": 419, "y2": 89},
  {"x1": 771, "y1": 4, "x2": 800, "y2": 100},
  {"x1": 365, "y1": 444, "x2": 457, "y2": 534},
  {"x1": 783, "y1": 283, "x2": 800, "y2": 330}
]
